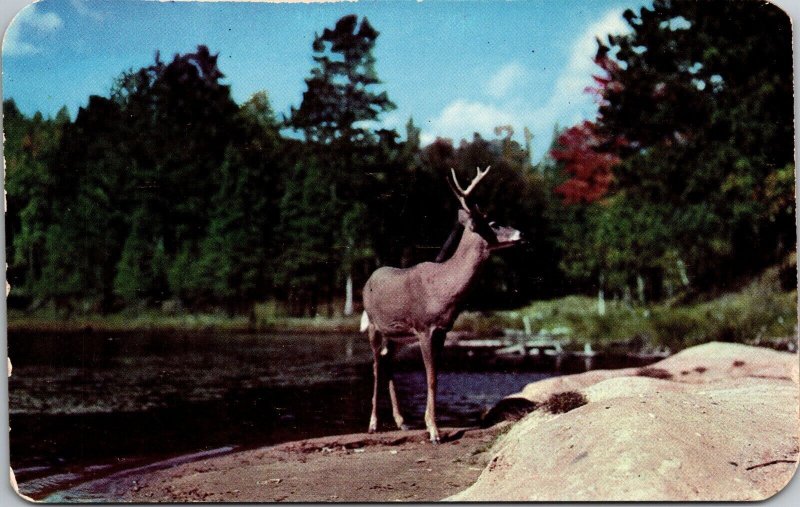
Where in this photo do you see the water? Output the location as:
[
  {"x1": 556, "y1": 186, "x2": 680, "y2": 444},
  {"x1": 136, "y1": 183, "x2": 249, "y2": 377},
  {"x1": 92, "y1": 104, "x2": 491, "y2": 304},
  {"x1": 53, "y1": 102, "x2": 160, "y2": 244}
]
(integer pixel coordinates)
[{"x1": 8, "y1": 330, "x2": 554, "y2": 499}]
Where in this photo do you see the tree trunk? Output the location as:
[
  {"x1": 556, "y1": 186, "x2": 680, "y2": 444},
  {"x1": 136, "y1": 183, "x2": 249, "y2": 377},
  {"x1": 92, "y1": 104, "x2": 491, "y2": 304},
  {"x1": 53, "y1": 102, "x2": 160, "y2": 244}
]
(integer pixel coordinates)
[
  {"x1": 344, "y1": 273, "x2": 353, "y2": 316},
  {"x1": 636, "y1": 274, "x2": 646, "y2": 305}
]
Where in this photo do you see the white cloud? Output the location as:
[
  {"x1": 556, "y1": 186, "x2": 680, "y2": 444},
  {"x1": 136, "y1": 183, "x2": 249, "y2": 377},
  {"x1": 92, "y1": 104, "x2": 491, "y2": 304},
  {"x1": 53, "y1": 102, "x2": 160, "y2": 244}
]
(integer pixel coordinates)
[
  {"x1": 70, "y1": 0, "x2": 106, "y2": 22},
  {"x1": 4, "y1": 31, "x2": 37, "y2": 56},
  {"x1": 554, "y1": 9, "x2": 629, "y2": 103},
  {"x1": 419, "y1": 8, "x2": 630, "y2": 161},
  {"x1": 486, "y1": 62, "x2": 526, "y2": 99},
  {"x1": 4, "y1": 5, "x2": 64, "y2": 57},
  {"x1": 379, "y1": 110, "x2": 405, "y2": 132},
  {"x1": 422, "y1": 99, "x2": 516, "y2": 144},
  {"x1": 24, "y1": 9, "x2": 63, "y2": 32}
]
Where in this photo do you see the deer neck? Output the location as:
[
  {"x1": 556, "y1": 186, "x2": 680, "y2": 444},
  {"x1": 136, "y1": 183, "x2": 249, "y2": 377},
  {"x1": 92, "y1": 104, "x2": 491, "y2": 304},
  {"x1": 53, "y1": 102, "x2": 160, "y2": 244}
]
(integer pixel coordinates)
[{"x1": 439, "y1": 229, "x2": 489, "y2": 301}]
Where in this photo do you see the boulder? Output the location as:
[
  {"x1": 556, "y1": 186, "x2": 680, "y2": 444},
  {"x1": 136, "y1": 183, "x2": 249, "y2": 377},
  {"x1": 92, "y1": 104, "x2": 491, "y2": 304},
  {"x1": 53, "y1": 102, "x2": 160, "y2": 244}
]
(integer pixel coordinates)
[{"x1": 450, "y1": 343, "x2": 799, "y2": 501}]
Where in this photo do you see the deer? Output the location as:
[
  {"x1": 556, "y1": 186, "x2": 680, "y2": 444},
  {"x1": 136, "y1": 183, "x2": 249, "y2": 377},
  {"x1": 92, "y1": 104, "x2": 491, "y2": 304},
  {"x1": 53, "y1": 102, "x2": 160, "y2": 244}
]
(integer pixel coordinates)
[{"x1": 361, "y1": 165, "x2": 523, "y2": 443}]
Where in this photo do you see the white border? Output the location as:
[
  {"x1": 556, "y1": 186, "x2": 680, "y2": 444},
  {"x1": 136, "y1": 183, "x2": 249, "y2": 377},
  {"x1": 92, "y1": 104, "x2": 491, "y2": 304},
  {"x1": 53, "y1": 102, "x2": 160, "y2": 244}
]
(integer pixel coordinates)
[{"x1": 0, "y1": 1, "x2": 798, "y2": 506}]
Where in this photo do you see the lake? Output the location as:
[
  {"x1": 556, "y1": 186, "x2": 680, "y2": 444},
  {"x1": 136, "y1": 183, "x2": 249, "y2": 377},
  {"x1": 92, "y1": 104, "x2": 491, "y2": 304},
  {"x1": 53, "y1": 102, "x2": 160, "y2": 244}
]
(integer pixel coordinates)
[{"x1": 8, "y1": 330, "x2": 566, "y2": 500}]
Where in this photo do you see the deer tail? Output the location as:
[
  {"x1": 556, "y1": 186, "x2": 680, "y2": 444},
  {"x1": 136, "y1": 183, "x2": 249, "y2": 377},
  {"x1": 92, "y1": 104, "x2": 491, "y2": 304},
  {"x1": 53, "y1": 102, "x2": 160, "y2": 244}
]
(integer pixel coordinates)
[{"x1": 359, "y1": 311, "x2": 370, "y2": 333}]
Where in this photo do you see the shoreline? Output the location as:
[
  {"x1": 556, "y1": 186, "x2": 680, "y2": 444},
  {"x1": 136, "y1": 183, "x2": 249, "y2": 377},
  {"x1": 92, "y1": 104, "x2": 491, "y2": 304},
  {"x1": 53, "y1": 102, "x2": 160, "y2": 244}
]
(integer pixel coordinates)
[
  {"x1": 36, "y1": 426, "x2": 508, "y2": 503},
  {"x1": 6, "y1": 319, "x2": 361, "y2": 335}
]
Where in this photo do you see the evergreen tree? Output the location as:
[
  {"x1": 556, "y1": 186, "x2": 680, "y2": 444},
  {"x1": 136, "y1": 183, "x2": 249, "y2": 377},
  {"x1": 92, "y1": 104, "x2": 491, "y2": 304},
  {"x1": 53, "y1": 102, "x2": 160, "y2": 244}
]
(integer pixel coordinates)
[
  {"x1": 288, "y1": 14, "x2": 395, "y2": 145},
  {"x1": 109, "y1": 46, "x2": 242, "y2": 305},
  {"x1": 273, "y1": 156, "x2": 339, "y2": 316},
  {"x1": 284, "y1": 15, "x2": 397, "y2": 314},
  {"x1": 187, "y1": 92, "x2": 289, "y2": 312},
  {"x1": 4, "y1": 102, "x2": 71, "y2": 303}
]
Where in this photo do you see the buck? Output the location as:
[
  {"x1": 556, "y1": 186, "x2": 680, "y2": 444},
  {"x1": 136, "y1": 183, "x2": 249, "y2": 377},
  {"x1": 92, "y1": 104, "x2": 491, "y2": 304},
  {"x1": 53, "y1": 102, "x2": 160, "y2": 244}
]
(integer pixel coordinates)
[{"x1": 361, "y1": 166, "x2": 523, "y2": 443}]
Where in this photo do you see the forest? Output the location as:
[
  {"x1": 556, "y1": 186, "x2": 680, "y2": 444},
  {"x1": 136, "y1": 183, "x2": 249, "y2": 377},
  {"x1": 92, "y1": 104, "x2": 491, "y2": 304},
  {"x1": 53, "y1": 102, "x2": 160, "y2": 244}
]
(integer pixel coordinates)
[{"x1": 3, "y1": 0, "x2": 796, "y2": 322}]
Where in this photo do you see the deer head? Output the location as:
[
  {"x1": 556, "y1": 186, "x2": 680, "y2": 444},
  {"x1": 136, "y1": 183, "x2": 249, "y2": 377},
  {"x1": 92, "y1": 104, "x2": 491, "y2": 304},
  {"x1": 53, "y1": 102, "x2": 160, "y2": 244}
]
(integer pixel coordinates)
[{"x1": 448, "y1": 166, "x2": 523, "y2": 251}]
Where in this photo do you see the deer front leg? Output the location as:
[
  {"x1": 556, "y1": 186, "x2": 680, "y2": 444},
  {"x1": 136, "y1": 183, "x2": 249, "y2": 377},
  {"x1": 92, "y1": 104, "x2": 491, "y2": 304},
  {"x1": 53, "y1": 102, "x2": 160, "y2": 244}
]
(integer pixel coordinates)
[
  {"x1": 419, "y1": 328, "x2": 445, "y2": 443},
  {"x1": 368, "y1": 326, "x2": 382, "y2": 433}
]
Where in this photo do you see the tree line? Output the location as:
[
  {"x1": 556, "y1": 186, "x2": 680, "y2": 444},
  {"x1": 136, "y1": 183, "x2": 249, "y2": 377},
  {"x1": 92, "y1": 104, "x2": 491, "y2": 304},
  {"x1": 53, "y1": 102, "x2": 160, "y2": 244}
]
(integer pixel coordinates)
[{"x1": 4, "y1": 1, "x2": 795, "y2": 318}]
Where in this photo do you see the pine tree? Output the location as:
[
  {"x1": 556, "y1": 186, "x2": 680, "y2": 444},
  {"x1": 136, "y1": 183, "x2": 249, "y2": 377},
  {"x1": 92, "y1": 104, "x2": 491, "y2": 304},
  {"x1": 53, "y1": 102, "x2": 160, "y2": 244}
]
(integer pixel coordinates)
[{"x1": 288, "y1": 14, "x2": 395, "y2": 145}]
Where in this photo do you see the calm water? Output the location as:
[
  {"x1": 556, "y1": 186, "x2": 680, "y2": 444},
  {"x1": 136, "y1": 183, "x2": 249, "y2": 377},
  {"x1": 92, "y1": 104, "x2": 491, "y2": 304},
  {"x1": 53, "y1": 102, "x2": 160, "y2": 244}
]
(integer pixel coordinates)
[{"x1": 8, "y1": 330, "x2": 558, "y2": 499}]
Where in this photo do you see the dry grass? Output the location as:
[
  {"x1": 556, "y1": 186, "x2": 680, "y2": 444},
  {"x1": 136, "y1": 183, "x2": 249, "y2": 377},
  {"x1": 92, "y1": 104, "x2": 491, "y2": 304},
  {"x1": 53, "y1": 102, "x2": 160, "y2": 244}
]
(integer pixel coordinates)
[{"x1": 542, "y1": 391, "x2": 588, "y2": 414}]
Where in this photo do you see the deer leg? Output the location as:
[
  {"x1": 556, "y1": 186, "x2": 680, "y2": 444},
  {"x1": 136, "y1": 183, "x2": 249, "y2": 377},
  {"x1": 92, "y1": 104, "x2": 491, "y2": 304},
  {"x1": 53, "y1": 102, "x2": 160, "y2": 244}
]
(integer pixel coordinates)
[
  {"x1": 385, "y1": 342, "x2": 408, "y2": 431},
  {"x1": 419, "y1": 328, "x2": 445, "y2": 444},
  {"x1": 368, "y1": 325, "x2": 382, "y2": 433}
]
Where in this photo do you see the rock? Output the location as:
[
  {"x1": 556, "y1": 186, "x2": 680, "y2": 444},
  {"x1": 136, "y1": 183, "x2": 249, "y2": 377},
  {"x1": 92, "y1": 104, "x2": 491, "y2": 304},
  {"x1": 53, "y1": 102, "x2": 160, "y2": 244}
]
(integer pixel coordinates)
[
  {"x1": 479, "y1": 397, "x2": 538, "y2": 428},
  {"x1": 449, "y1": 343, "x2": 799, "y2": 501}
]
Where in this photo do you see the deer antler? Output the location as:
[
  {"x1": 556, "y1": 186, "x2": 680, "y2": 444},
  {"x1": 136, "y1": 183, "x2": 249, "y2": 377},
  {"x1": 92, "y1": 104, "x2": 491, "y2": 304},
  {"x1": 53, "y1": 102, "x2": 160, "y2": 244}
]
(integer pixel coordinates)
[{"x1": 448, "y1": 166, "x2": 492, "y2": 211}]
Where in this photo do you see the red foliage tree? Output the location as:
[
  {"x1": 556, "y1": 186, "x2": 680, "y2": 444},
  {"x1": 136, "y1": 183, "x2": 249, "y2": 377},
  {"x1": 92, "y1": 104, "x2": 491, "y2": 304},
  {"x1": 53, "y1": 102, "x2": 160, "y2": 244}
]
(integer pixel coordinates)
[{"x1": 550, "y1": 120, "x2": 619, "y2": 204}]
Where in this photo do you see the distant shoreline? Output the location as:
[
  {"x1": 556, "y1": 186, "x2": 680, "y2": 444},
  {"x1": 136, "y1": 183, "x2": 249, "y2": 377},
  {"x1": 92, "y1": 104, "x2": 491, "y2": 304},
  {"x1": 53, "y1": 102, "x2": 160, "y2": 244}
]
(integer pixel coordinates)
[{"x1": 5, "y1": 315, "x2": 362, "y2": 335}]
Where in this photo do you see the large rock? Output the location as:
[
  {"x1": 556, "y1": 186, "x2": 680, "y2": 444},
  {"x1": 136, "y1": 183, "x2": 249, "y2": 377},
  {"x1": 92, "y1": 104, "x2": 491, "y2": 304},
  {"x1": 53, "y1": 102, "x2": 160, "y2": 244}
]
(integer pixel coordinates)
[{"x1": 450, "y1": 343, "x2": 799, "y2": 501}]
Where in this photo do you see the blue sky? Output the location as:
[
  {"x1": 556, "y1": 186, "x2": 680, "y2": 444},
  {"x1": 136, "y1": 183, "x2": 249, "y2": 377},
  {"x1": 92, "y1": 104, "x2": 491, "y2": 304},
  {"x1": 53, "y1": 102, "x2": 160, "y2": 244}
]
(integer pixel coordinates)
[{"x1": 3, "y1": 0, "x2": 645, "y2": 159}]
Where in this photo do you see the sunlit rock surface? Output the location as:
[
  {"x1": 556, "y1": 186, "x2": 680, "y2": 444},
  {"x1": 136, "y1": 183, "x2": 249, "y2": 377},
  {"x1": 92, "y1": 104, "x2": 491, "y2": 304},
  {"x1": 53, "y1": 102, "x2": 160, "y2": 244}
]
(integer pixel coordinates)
[{"x1": 450, "y1": 342, "x2": 799, "y2": 501}]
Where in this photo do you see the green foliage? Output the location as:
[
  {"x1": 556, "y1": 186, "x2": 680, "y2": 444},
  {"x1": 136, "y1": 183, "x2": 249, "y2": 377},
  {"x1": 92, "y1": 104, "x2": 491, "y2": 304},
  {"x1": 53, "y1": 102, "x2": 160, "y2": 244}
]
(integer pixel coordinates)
[
  {"x1": 114, "y1": 221, "x2": 169, "y2": 303},
  {"x1": 288, "y1": 15, "x2": 395, "y2": 145},
  {"x1": 6, "y1": 46, "x2": 286, "y2": 313},
  {"x1": 3, "y1": 100, "x2": 67, "y2": 299},
  {"x1": 479, "y1": 266, "x2": 797, "y2": 351},
  {"x1": 273, "y1": 156, "x2": 340, "y2": 316},
  {"x1": 553, "y1": 0, "x2": 795, "y2": 299},
  {"x1": 4, "y1": 7, "x2": 794, "y2": 326}
]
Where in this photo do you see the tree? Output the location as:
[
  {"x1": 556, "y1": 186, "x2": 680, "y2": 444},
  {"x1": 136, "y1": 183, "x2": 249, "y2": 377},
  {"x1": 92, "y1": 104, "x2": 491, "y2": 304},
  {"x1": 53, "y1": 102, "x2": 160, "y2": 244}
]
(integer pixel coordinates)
[
  {"x1": 4, "y1": 101, "x2": 69, "y2": 305},
  {"x1": 109, "y1": 46, "x2": 243, "y2": 305},
  {"x1": 273, "y1": 156, "x2": 340, "y2": 316},
  {"x1": 186, "y1": 92, "x2": 290, "y2": 312},
  {"x1": 288, "y1": 14, "x2": 395, "y2": 145},
  {"x1": 43, "y1": 96, "x2": 132, "y2": 311},
  {"x1": 567, "y1": 0, "x2": 795, "y2": 296},
  {"x1": 550, "y1": 121, "x2": 619, "y2": 204}
]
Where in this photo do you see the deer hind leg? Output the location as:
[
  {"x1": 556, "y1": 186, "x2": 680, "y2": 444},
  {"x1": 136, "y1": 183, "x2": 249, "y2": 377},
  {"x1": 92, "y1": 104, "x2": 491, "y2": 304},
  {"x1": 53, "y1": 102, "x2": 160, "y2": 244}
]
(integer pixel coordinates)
[
  {"x1": 385, "y1": 341, "x2": 408, "y2": 431},
  {"x1": 368, "y1": 325, "x2": 382, "y2": 433},
  {"x1": 419, "y1": 328, "x2": 446, "y2": 443}
]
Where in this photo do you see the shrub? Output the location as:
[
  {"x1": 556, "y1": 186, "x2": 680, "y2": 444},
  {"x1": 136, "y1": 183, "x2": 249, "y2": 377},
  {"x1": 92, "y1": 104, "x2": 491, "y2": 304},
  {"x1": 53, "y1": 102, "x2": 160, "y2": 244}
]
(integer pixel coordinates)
[{"x1": 542, "y1": 391, "x2": 588, "y2": 414}]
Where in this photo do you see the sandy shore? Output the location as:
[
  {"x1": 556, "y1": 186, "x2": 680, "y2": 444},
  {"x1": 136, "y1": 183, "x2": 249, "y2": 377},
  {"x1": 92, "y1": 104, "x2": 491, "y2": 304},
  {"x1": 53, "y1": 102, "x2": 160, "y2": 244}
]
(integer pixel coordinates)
[{"x1": 45, "y1": 426, "x2": 507, "y2": 502}]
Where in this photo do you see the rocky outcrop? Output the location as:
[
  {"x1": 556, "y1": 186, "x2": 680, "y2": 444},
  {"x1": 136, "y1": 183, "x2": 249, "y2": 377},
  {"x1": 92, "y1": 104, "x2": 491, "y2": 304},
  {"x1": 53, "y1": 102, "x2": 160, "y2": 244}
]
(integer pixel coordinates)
[{"x1": 450, "y1": 342, "x2": 799, "y2": 501}]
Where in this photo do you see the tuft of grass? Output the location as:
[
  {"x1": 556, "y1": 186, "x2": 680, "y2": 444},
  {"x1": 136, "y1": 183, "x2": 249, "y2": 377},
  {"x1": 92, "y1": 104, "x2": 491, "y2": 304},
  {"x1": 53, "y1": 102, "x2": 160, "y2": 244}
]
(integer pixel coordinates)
[{"x1": 542, "y1": 391, "x2": 588, "y2": 414}]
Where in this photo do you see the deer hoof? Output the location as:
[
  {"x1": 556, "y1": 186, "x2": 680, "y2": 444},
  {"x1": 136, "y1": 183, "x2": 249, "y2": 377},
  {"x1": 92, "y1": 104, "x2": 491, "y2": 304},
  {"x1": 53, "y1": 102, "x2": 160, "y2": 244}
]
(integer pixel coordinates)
[
  {"x1": 429, "y1": 436, "x2": 441, "y2": 445},
  {"x1": 399, "y1": 424, "x2": 410, "y2": 431},
  {"x1": 368, "y1": 416, "x2": 378, "y2": 434}
]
